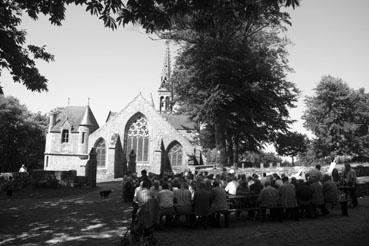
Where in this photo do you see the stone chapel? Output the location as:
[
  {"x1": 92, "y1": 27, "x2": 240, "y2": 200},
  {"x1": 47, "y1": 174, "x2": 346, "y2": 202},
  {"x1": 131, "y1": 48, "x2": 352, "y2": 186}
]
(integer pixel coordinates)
[{"x1": 43, "y1": 43, "x2": 203, "y2": 182}]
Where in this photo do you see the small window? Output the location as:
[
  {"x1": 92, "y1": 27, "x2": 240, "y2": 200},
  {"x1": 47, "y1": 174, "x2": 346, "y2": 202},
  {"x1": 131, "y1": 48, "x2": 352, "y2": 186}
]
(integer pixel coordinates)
[
  {"x1": 96, "y1": 139, "x2": 106, "y2": 168},
  {"x1": 62, "y1": 129, "x2": 69, "y2": 143},
  {"x1": 81, "y1": 132, "x2": 85, "y2": 144},
  {"x1": 45, "y1": 156, "x2": 49, "y2": 167}
]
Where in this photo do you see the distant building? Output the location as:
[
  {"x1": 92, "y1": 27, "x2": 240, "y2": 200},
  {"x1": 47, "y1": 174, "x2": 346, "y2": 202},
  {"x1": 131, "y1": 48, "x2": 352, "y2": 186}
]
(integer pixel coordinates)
[{"x1": 44, "y1": 42, "x2": 202, "y2": 182}]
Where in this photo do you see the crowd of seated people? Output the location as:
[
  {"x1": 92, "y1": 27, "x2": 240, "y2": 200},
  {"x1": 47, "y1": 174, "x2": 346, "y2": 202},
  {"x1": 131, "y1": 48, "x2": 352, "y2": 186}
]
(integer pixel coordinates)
[{"x1": 122, "y1": 163, "x2": 358, "y2": 230}]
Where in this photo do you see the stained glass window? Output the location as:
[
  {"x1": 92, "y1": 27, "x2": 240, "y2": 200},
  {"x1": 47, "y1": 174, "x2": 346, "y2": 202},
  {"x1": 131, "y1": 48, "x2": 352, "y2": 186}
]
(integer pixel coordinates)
[
  {"x1": 126, "y1": 117, "x2": 149, "y2": 162},
  {"x1": 96, "y1": 139, "x2": 106, "y2": 168},
  {"x1": 168, "y1": 143, "x2": 182, "y2": 167}
]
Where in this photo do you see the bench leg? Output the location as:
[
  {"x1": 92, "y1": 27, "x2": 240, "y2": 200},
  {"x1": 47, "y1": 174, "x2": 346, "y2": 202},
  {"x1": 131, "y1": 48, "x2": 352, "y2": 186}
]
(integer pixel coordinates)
[{"x1": 224, "y1": 213, "x2": 229, "y2": 227}]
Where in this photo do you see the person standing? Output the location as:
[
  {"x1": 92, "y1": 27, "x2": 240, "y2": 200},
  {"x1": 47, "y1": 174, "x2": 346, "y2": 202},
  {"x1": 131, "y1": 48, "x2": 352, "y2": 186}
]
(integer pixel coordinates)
[
  {"x1": 308, "y1": 164, "x2": 322, "y2": 182},
  {"x1": 331, "y1": 168, "x2": 342, "y2": 185},
  {"x1": 343, "y1": 163, "x2": 358, "y2": 208},
  {"x1": 322, "y1": 174, "x2": 339, "y2": 209},
  {"x1": 18, "y1": 164, "x2": 28, "y2": 173},
  {"x1": 310, "y1": 177, "x2": 329, "y2": 216}
]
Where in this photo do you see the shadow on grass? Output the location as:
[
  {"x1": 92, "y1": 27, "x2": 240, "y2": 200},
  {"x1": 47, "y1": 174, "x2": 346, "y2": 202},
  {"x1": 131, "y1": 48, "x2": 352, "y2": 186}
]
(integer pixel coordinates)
[{"x1": 0, "y1": 182, "x2": 131, "y2": 245}]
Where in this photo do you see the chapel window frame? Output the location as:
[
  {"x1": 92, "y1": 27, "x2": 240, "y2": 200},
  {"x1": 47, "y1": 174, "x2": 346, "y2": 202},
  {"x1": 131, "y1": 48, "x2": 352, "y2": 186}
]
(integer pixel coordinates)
[
  {"x1": 167, "y1": 142, "x2": 183, "y2": 168},
  {"x1": 61, "y1": 129, "x2": 69, "y2": 143},
  {"x1": 95, "y1": 138, "x2": 106, "y2": 168},
  {"x1": 125, "y1": 114, "x2": 149, "y2": 162}
]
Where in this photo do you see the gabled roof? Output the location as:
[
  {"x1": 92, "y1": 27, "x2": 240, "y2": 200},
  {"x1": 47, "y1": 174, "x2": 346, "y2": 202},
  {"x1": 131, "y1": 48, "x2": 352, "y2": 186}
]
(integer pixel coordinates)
[
  {"x1": 50, "y1": 106, "x2": 99, "y2": 133},
  {"x1": 105, "y1": 111, "x2": 118, "y2": 123},
  {"x1": 161, "y1": 114, "x2": 198, "y2": 130}
]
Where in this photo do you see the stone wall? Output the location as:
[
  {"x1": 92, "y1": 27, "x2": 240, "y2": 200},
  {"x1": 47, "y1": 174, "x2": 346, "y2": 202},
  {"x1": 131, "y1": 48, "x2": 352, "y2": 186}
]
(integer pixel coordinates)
[
  {"x1": 46, "y1": 132, "x2": 80, "y2": 154},
  {"x1": 88, "y1": 94, "x2": 195, "y2": 179},
  {"x1": 31, "y1": 170, "x2": 77, "y2": 187},
  {"x1": 44, "y1": 94, "x2": 198, "y2": 182},
  {"x1": 44, "y1": 155, "x2": 87, "y2": 176},
  {"x1": 0, "y1": 170, "x2": 78, "y2": 189}
]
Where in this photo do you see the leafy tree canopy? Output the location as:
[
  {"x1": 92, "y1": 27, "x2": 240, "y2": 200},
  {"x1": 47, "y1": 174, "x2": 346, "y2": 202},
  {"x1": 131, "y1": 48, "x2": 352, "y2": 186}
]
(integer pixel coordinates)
[
  {"x1": 303, "y1": 75, "x2": 369, "y2": 160},
  {"x1": 275, "y1": 131, "x2": 308, "y2": 164},
  {"x1": 169, "y1": 8, "x2": 299, "y2": 167},
  {"x1": 0, "y1": 0, "x2": 127, "y2": 94},
  {"x1": 1, "y1": 0, "x2": 299, "y2": 94},
  {"x1": 0, "y1": 95, "x2": 48, "y2": 171}
]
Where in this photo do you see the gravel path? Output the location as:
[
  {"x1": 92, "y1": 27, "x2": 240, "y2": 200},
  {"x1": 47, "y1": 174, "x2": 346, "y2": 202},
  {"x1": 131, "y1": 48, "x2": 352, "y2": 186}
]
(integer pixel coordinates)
[{"x1": 0, "y1": 182, "x2": 368, "y2": 246}]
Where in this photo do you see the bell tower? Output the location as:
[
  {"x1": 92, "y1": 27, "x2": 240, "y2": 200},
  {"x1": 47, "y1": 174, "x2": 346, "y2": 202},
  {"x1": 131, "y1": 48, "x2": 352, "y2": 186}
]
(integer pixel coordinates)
[{"x1": 158, "y1": 40, "x2": 173, "y2": 113}]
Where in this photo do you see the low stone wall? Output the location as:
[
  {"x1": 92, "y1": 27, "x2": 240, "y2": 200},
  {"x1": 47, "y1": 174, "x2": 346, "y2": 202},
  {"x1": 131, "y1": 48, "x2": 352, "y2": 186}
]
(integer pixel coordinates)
[{"x1": 31, "y1": 170, "x2": 77, "y2": 188}]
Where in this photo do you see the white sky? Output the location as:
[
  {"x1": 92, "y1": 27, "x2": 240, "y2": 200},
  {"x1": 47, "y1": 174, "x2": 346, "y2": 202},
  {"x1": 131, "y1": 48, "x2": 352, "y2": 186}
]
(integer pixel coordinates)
[{"x1": 2, "y1": 0, "x2": 369, "y2": 137}]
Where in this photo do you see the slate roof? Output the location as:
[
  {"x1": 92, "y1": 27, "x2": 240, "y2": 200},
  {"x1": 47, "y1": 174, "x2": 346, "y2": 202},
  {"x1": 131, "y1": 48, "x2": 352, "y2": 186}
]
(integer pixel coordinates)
[
  {"x1": 161, "y1": 114, "x2": 198, "y2": 130},
  {"x1": 105, "y1": 110, "x2": 197, "y2": 130},
  {"x1": 50, "y1": 106, "x2": 99, "y2": 133},
  {"x1": 105, "y1": 111, "x2": 118, "y2": 123}
]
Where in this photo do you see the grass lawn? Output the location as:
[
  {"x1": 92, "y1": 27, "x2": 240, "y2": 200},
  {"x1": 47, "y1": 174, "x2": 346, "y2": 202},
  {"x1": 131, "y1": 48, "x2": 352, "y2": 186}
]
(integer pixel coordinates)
[{"x1": 1, "y1": 182, "x2": 369, "y2": 246}]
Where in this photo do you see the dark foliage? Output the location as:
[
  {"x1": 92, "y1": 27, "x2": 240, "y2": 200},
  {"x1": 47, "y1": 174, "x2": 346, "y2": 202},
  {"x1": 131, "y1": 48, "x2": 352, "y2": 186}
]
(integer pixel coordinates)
[
  {"x1": 1, "y1": 0, "x2": 299, "y2": 94},
  {"x1": 275, "y1": 131, "x2": 308, "y2": 164},
  {"x1": 0, "y1": 95, "x2": 48, "y2": 172},
  {"x1": 303, "y1": 75, "x2": 369, "y2": 160}
]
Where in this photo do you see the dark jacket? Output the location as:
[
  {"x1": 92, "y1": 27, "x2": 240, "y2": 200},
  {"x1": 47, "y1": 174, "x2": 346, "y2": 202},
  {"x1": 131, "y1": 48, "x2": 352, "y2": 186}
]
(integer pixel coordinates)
[{"x1": 193, "y1": 189, "x2": 212, "y2": 216}]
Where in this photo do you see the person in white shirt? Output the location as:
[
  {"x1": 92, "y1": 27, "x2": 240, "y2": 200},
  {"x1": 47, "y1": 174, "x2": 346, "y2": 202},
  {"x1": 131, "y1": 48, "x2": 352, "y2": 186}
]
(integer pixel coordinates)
[
  {"x1": 133, "y1": 181, "x2": 143, "y2": 202},
  {"x1": 18, "y1": 164, "x2": 28, "y2": 173},
  {"x1": 225, "y1": 177, "x2": 239, "y2": 195}
]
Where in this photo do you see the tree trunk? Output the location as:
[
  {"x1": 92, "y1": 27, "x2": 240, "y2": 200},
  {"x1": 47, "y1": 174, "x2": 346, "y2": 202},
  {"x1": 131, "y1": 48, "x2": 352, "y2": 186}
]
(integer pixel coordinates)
[
  {"x1": 233, "y1": 136, "x2": 239, "y2": 169},
  {"x1": 214, "y1": 120, "x2": 227, "y2": 167},
  {"x1": 226, "y1": 131, "x2": 233, "y2": 166}
]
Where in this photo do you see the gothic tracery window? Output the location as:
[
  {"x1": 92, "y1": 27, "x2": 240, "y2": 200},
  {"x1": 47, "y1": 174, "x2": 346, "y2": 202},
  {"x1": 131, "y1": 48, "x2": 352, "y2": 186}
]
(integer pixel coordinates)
[
  {"x1": 126, "y1": 116, "x2": 149, "y2": 162},
  {"x1": 168, "y1": 143, "x2": 182, "y2": 167},
  {"x1": 96, "y1": 138, "x2": 106, "y2": 168}
]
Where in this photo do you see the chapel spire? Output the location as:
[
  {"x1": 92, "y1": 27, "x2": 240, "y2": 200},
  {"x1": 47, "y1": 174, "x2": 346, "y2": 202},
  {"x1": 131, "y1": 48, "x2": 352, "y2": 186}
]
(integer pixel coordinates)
[
  {"x1": 158, "y1": 40, "x2": 173, "y2": 113},
  {"x1": 160, "y1": 40, "x2": 171, "y2": 89}
]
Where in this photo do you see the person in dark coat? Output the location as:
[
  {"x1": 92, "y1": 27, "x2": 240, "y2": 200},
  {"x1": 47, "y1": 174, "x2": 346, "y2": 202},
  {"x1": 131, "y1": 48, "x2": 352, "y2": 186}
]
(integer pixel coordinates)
[
  {"x1": 279, "y1": 177, "x2": 299, "y2": 221},
  {"x1": 296, "y1": 179, "x2": 313, "y2": 218},
  {"x1": 310, "y1": 177, "x2": 329, "y2": 216},
  {"x1": 322, "y1": 174, "x2": 338, "y2": 209},
  {"x1": 6, "y1": 176, "x2": 14, "y2": 199},
  {"x1": 250, "y1": 178, "x2": 263, "y2": 194},
  {"x1": 123, "y1": 176, "x2": 135, "y2": 203},
  {"x1": 193, "y1": 182, "x2": 212, "y2": 229},
  {"x1": 343, "y1": 163, "x2": 358, "y2": 208}
]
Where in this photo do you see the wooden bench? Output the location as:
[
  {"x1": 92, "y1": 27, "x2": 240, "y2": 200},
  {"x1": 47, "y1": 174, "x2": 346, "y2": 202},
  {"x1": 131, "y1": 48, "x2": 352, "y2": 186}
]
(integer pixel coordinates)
[{"x1": 227, "y1": 194, "x2": 262, "y2": 220}]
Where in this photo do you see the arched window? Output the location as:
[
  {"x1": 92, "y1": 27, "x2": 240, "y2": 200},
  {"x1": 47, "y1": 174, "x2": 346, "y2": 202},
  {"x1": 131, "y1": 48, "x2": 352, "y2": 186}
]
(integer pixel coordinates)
[
  {"x1": 61, "y1": 129, "x2": 69, "y2": 143},
  {"x1": 95, "y1": 139, "x2": 106, "y2": 168},
  {"x1": 168, "y1": 143, "x2": 183, "y2": 167},
  {"x1": 126, "y1": 116, "x2": 149, "y2": 162}
]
